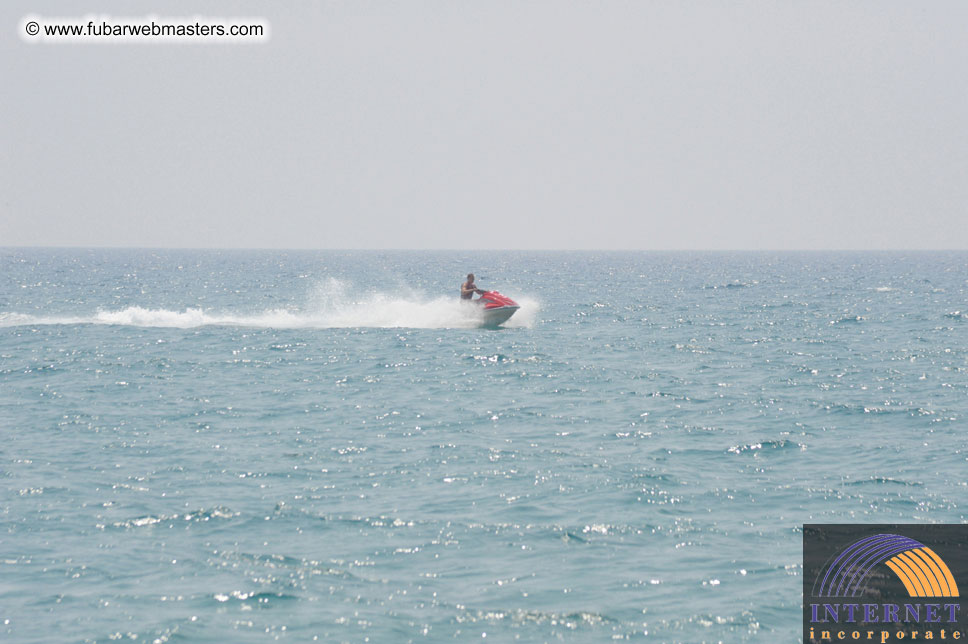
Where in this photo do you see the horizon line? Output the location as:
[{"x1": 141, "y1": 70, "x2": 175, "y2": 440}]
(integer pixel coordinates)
[{"x1": 3, "y1": 245, "x2": 968, "y2": 253}]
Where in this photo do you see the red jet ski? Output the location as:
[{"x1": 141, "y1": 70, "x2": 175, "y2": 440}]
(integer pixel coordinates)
[{"x1": 477, "y1": 291, "x2": 520, "y2": 326}]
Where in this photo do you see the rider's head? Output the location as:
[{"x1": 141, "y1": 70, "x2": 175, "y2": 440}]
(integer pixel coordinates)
[{"x1": 467, "y1": 273, "x2": 475, "y2": 282}]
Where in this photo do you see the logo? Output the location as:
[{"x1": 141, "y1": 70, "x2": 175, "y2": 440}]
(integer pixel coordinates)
[{"x1": 804, "y1": 525, "x2": 968, "y2": 643}]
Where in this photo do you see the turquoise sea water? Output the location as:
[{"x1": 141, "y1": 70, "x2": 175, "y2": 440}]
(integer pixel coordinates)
[{"x1": 1, "y1": 249, "x2": 966, "y2": 643}]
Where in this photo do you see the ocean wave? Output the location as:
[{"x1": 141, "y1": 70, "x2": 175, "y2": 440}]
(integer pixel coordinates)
[
  {"x1": 108, "y1": 506, "x2": 238, "y2": 529},
  {"x1": 813, "y1": 401, "x2": 938, "y2": 417},
  {"x1": 703, "y1": 281, "x2": 756, "y2": 290},
  {"x1": 726, "y1": 439, "x2": 804, "y2": 455},
  {"x1": 214, "y1": 549, "x2": 371, "y2": 582},
  {"x1": 829, "y1": 315, "x2": 865, "y2": 325},
  {"x1": 454, "y1": 607, "x2": 615, "y2": 627},
  {"x1": 212, "y1": 590, "x2": 300, "y2": 604},
  {"x1": 842, "y1": 476, "x2": 923, "y2": 487}
]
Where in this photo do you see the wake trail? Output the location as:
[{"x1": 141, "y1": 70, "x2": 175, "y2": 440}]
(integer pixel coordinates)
[{"x1": 0, "y1": 281, "x2": 539, "y2": 330}]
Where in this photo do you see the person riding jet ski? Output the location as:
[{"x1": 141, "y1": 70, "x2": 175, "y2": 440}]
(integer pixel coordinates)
[
  {"x1": 460, "y1": 273, "x2": 520, "y2": 326},
  {"x1": 461, "y1": 273, "x2": 484, "y2": 300}
]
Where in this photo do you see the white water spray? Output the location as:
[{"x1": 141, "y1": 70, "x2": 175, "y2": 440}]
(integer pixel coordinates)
[{"x1": 0, "y1": 279, "x2": 538, "y2": 330}]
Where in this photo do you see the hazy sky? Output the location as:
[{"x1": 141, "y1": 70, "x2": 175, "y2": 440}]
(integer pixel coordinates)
[{"x1": 3, "y1": 1, "x2": 967, "y2": 249}]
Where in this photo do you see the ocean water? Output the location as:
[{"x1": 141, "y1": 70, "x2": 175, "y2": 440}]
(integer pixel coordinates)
[{"x1": 1, "y1": 249, "x2": 966, "y2": 643}]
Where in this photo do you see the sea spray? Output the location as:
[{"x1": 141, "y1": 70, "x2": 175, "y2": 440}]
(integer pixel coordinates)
[{"x1": 0, "y1": 278, "x2": 539, "y2": 329}]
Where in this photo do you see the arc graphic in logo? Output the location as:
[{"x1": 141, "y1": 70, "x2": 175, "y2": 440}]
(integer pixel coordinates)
[{"x1": 813, "y1": 533, "x2": 960, "y2": 598}]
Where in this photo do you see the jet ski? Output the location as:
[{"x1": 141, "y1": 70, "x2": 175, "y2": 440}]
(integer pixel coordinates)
[{"x1": 477, "y1": 291, "x2": 520, "y2": 326}]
